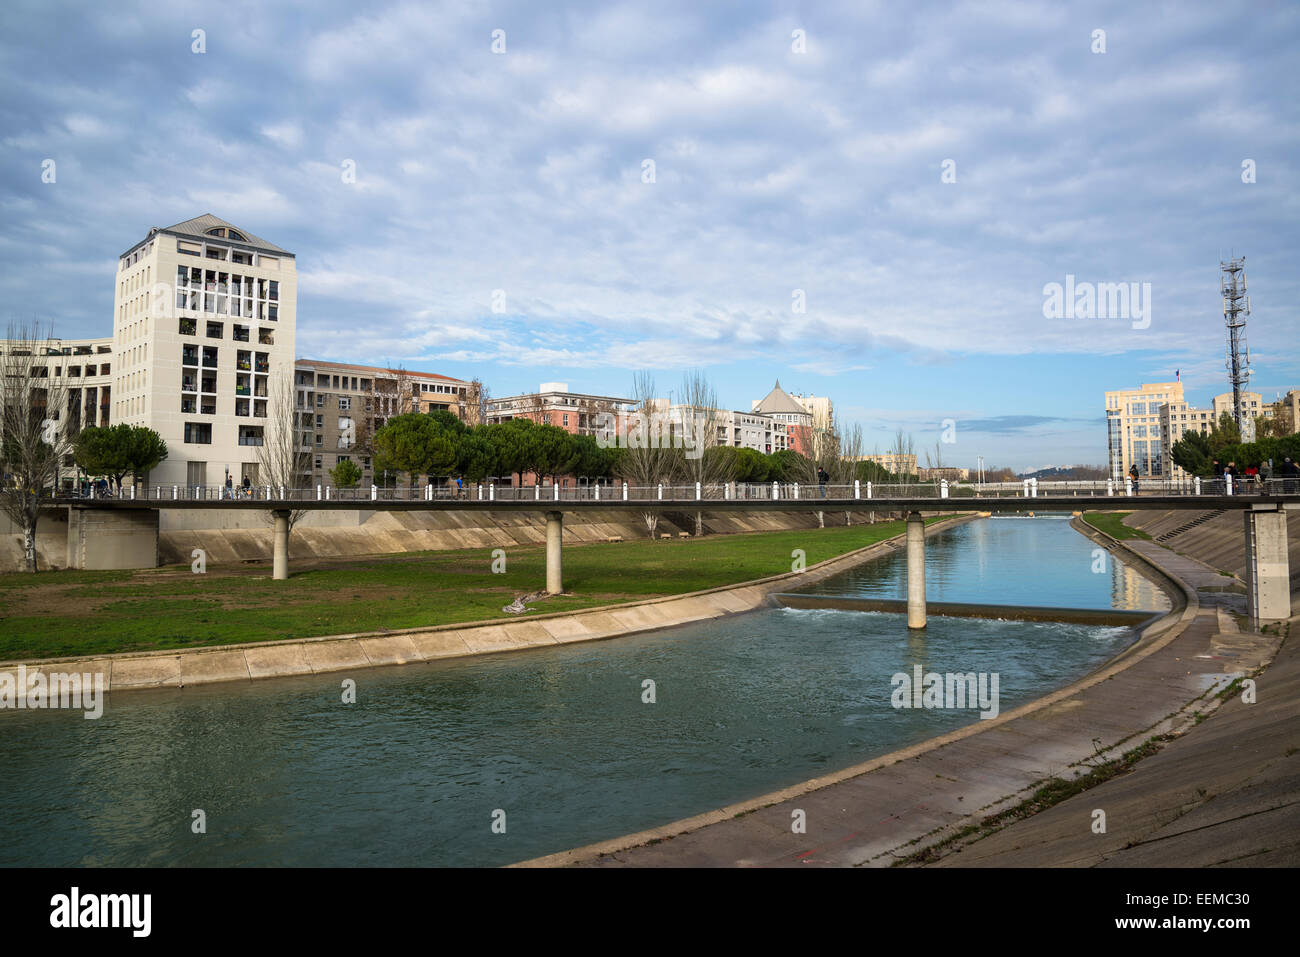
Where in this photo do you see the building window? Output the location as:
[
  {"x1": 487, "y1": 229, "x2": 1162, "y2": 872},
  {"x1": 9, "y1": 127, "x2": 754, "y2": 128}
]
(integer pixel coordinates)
[
  {"x1": 184, "y1": 422, "x2": 212, "y2": 444},
  {"x1": 338, "y1": 397, "x2": 351, "y2": 411}
]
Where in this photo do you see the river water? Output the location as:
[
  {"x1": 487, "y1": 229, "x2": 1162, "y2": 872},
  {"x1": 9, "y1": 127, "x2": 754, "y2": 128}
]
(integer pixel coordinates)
[{"x1": 0, "y1": 516, "x2": 1166, "y2": 867}]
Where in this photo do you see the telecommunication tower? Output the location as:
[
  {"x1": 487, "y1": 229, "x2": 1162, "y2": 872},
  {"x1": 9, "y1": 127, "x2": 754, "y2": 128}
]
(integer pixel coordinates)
[{"x1": 1221, "y1": 256, "x2": 1252, "y2": 437}]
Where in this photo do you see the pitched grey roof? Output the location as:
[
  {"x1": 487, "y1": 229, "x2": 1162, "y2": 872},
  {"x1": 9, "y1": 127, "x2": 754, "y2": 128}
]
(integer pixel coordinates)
[
  {"x1": 162, "y1": 214, "x2": 292, "y2": 255},
  {"x1": 753, "y1": 380, "x2": 808, "y2": 416},
  {"x1": 122, "y1": 214, "x2": 293, "y2": 257}
]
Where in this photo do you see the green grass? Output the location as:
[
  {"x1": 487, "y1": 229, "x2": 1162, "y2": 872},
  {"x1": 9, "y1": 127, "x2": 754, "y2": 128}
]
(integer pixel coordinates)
[
  {"x1": 0, "y1": 517, "x2": 949, "y2": 661},
  {"x1": 1083, "y1": 512, "x2": 1153, "y2": 541}
]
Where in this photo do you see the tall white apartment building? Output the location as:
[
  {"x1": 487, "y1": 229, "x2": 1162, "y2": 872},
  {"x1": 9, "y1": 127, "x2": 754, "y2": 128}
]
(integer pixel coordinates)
[{"x1": 111, "y1": 215, "x2": 297, "y2": 488}]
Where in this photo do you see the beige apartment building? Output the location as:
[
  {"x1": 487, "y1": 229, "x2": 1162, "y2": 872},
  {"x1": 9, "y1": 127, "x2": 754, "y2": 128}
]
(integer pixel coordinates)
[
  {"x1": 1108, "y1": 381, "x2": 1280, "y2": 479},
  {"x1": 1158, "y1": 391, "x2": 1273, "y2": 477},
  {"x1": 855, "y1": 453, "x2": 918, "y2": 475},
  {"x1": 1271, "y1": 390, "x2": 1300, "y2": 435},
  {"x1": 295, "y1": 359, "x2": 472, "y2": 486},
  {"x1": 110, "y1": 214, "x2": 298, "y2": 489},
  {"x1": 1105, "y1": 381, "x2": 1183, "y2": 479}
]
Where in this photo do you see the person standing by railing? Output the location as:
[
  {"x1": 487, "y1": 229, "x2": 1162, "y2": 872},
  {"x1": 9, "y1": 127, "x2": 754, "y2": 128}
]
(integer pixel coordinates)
[{"x1": 1281, "y1": 457, "x2": 1299, "y2": 494}]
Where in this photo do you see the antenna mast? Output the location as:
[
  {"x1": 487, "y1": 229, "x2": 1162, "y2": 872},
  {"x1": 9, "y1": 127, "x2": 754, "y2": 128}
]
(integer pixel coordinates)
[{"x1": 1221, "y1": 256, "x2": 1252, "y2": 439}]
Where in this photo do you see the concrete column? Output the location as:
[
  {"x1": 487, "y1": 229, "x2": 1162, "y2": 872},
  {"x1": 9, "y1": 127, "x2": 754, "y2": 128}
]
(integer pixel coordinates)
[
  {"x1": 906, "y1": 510, "x2": 926, "y2": 629},
  {"x1": 272, "y1": 509, "x2": 290, "y2": 580},
  {"x1": 545, "y1": 510, "x2": 563, "y2": 595},
  {"x1": 1245, "y1": 509, "x2": 1291, "y2": 621}
]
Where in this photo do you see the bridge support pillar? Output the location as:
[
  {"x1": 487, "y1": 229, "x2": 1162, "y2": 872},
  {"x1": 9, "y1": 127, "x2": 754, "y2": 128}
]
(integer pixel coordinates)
[
  {"x1": 546, "y1": 510, "x2": 563, "y2": 595},
  {"x1": 906, "y1": 510, "x2": 926, "y2": 629},
  {"x1": 1245, "y1": 509, "x2": 1290, "y2": 621},
  {"x1": 272, "y1": 509, "x2": 290, "y2": 581}
]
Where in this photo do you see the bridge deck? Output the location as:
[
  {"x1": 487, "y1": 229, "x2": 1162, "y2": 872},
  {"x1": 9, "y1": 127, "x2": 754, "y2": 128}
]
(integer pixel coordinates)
[{"x1": 44, "y1": 495, "x2": 1299, "y2": 513}]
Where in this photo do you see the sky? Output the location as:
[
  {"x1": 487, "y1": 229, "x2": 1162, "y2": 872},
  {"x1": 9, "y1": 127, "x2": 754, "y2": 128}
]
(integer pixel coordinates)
[{"x1": 1, "y1": 0, "x2": 1297, "y2": 471}]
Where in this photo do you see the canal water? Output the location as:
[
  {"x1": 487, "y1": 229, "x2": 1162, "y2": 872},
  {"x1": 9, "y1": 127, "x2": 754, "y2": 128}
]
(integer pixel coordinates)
[{"x1": 0, "y1": 517, "x2": 1166, "y2": 867}]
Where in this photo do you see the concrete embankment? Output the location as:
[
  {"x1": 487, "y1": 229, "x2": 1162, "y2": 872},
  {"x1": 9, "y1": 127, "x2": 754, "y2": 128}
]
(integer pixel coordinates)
[
  {"x1": 516, "y1": 512, "x2": 1285, "y2": 867},
  {"x1": 2, "y1": 504, "x2": 920, "y2": 572},
  {"x1": 0, "y1": 513, "x2": 978, "y2": 699}
]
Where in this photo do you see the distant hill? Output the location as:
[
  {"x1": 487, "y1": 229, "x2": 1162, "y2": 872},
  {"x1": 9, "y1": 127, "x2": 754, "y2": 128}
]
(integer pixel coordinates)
[{"x1": 1019, "y1": 465, "x2": 1109, "y2": 480}]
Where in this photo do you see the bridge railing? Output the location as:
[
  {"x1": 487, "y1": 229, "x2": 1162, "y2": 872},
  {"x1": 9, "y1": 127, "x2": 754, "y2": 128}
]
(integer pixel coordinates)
[{"x1": 50, "y1": 476, "x2": 1300, "y2": 503}]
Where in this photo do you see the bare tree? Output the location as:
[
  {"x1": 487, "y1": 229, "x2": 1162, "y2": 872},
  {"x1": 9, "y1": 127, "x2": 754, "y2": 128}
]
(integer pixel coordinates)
[
  {"x1": 617, "y1": 371, "x2": 679, "y2": 538},
  {"x1": 257, "y1": 372, "x2": 310, "y2": 536},
  {"x1": 890, "y1": 428, "x2": 916, "y2": 487},
  {"x1": 676, "y1": 369, "x2": 733, "y2": 536},
  {"x1": 0, "y1": 324, "x2": 77, "y2": 572},
  {"x1": 924, "y1": 440, "x2": 945, "y2": 476},
  {"x1": 837, "y1": 420, "x2": 864, "y2": 527},
  {"x1": 459, "y1": 377, "x2": 490, "y2": 427}
]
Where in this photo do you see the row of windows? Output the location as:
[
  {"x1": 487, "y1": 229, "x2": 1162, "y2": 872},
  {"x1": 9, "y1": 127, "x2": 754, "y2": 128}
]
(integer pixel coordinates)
[
  {"x1": 179, "y1": 395, "x2": 269, "y2": 416},
  {"x1": 181, "y1": 345, "x2": 271, "y2": 373},
  {"x1": 183, "y1": 422, "x2": 266, "y2": 445},
  {"x1": 177, "y1": 317, "x2": 275, "y2": 345}
]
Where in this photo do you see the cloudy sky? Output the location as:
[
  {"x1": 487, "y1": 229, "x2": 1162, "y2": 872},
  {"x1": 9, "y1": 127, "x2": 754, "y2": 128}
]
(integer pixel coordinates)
[{"x1": 2, "y1": 0, "x2": 1297, "y2": 469}]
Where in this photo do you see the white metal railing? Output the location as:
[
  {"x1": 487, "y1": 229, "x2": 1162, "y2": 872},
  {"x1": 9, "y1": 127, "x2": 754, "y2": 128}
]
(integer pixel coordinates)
[{"x1": 46, "y1": 477, "x2": 1300, "y2": 503}]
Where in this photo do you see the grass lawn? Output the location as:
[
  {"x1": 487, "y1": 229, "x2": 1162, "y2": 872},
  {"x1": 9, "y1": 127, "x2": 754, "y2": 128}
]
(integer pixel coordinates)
[
  {"x1": 1083, "y1": 512, "x2": 1153, "y2": 541},
  {"x1": 0, "y1": 517, "x2": 953, "y2": 661}
]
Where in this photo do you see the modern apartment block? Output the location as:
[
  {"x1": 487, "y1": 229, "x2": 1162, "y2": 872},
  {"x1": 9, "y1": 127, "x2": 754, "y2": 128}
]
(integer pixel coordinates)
[
  {"x1": 0, "y1": 335, "x2": 114, "y2": 489},
  {"x1": 712, "y1": 409, "x2": 789, "y2": 453},
  {"x1": 485, "y1": 383, "x2": 635, "y2": 441},
  {"x1": 1104, "y1": 382, "x2": 1183, "y2": 479},
  {"x1": 294, "y1": 359, "x2": 471, "y2": 486},
  {"x1": 111, "y1": 214, "x2": 297, "y2": 489}
]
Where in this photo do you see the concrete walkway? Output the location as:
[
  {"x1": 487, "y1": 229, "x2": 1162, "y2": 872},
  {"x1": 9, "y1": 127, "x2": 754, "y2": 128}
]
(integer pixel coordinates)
[
  {"x1": 932, "y1": 624, "x2": 1298, "y2": 867},
  {"x1": 519, "y1": 528, "x2": 1285, "y2": 867}
]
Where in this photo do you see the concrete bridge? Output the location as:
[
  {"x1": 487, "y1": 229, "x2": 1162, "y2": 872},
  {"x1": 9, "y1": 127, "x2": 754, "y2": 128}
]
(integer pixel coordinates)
[{"x1": 39, "y1": 483, "x2": 1300, "y2": 623}]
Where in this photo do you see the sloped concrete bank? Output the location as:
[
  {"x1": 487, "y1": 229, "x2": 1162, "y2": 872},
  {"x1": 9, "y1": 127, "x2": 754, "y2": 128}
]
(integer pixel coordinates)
[
  {"x1": 514, "y1": 514, "x2": 1282, "y2": 867},
  {"x1": 156, "y1": 506, "x2": 905, "y2": 567},
  {"x1": 0, "y1": 513, "x2": 978, "y2": 700},
  {"x1": 2, "y1": 504, "x2": 923, "y2": 571}
]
